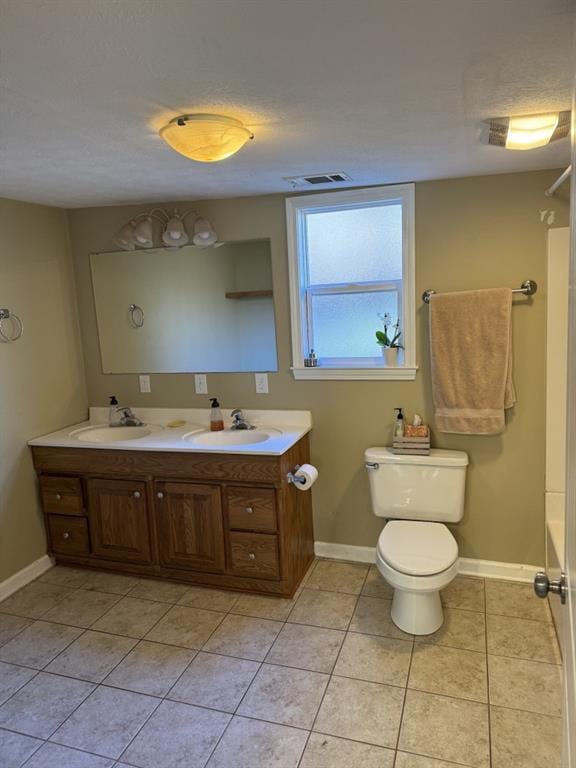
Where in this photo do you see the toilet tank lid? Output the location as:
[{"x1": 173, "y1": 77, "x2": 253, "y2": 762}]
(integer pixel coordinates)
[{"x1": 364, "y1": 447, "x2": 469, "y2": 467}]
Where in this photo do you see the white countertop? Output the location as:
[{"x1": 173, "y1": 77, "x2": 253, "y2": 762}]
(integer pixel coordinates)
[{"x1": 28, "y1": 407, "x2": 312, "y2": 457}]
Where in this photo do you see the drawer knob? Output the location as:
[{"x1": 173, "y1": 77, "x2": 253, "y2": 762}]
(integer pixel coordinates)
[
  {"x1": 55, "y1": 493, "x2": 62, "y2": 501},
  {"x1": 63, "y1": 532, "x2": 70, "y2": 540},
  {"x1": 133, "y1": 491, "x2": 141, "y2": 499},
  {"x1": 157, "y1": 492, "x2": 164, "y2": 499},
  {"x1": 248, "y1": 552, "x2": 256, "y2": 560},
  {"x1": 245, "y1": 506, "x2": 254, "y2": 514}
]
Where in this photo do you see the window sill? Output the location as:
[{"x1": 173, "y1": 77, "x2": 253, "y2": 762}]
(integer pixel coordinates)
[{"x1": 291, "y1": 366, "x2": 418, "y2": 381}]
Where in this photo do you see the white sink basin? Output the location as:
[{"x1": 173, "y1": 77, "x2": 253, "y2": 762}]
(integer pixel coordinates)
[
  {"x1": 183, "y1": 428, "x2": 280, "y2": 447},
  {"x1": 70, "y1": 425, "x2": 154, "y2": 443}
]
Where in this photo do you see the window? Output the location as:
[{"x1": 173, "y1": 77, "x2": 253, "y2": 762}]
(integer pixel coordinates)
[{"x1": 286, "y1": 184, "x2": 416, "y2": 380}]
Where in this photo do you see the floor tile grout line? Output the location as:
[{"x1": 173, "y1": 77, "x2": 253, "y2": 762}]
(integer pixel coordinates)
[
  {"x1": 483, "y1": 578, "x2": 494, "y2": 768},
  {"x1": 396, "y1": 746, "x2": 480, "y2": 767},
  {"x1": 295, "y1": 565, "x2": 372, "y2": 767},
  {"x1": 39, "y1": 626, "x2": 137, "y2": 683},
  {"x1": 394, "y1": 636, "x2": 415, "y2": 753}
]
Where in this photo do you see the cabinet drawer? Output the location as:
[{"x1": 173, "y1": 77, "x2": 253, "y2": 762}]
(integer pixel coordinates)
[
  {"x1": 226, "y1": 487, "x2": 277, "y2": 533},
  {"x1": 40, "y1": 476, "x2": 84, "y2": 516},
  {"x1": 47, "y1": 514, "x2": 90, "y2": 556},
  {"x1": 228, "y1": 532, "x2": 280, "y2": 580}
]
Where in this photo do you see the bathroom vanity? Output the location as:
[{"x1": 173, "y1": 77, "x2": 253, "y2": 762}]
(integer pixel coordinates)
[{"x1": 29, "y1": 409, "x2": 314, "y2": 597}]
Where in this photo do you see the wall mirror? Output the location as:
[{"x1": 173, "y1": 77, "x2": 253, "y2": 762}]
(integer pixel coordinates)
[{"x1": 90, "y1": 239, "x2": 278, "y2": 373}]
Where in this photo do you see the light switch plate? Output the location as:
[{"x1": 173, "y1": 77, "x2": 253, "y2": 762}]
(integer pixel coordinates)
[
  {"x1": 194, "y1": 374, "x2": 208, "y2": 394},
  {"x1": 255, "y1": 373, "x2": 269, "y2": 394},
  {"x1": 139, "y1": 375, "x2": 151, "y2": 393}
]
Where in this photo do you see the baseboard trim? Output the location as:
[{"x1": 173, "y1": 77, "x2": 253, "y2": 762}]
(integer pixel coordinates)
[
  {"x1": 458, "y1": 557, "x2": 543, "y2": 583},
  {"x1": 314, "y1": 541, "x2": 376, "y2": 563},
  {"x1": 0, "y1": 555, "x2": 55, "y2": 602},
  {"x1": 314, "y1": 541, "x2": 542, "y2": 583}
]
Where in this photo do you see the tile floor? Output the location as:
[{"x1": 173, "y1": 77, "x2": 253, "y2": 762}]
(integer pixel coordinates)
[{"x1": 0, "y1": 559, "x2": 563, "y2": 768}]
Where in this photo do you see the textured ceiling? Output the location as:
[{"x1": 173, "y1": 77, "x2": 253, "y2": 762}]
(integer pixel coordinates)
[{"x1": 0, "y1": 0, "x2": 572, "y2": 208}]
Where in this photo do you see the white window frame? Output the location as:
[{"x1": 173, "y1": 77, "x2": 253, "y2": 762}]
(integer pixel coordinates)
[{"x1": 286, "y1": 184, "x2": 417, "y2": 381}]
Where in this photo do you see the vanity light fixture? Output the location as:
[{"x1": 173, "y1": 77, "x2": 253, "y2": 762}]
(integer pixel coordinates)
[
  {"x1": 133, "y1": 216, "x2": 155, "y2": 248},
  {"x1": 112, "y1": 208, "x2": 219, "y2": 251},
  {"x1": 483, "y1": 110, "x2": 570, "y2": 150},
  {"x1": 159, "y1": 114, "x2": 254, "y2": 162},
  {"x1": 193, "y1": 217, "x2": 218, "y2": 246},
  {"x1": 162, "y1": 213, "x2": 189, "y2": 247}
]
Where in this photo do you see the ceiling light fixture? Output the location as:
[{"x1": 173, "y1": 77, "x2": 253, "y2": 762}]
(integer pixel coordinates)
[
  {"x1": 483, "y1": 110, "x2": 570, "y2": 150},
  {"x1": 112, "y1": 208, "x2": 218, "y2": 251},
  {"x1": 159, "y1": 114, "x2": 254, "y2": 162}
]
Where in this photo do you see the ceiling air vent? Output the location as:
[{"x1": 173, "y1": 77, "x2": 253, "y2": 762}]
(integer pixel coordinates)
[{"x1": 283, "y1": 172, "x2": 352, "y2": 187}]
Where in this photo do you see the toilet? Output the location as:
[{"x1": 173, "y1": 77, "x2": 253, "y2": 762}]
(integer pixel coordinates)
[{"x1": 365, "y1": 447, "x2": 469, "y2": 635}]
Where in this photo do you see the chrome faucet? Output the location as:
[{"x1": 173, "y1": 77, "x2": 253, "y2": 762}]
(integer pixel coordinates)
[
  {"x1": 110, "y1": 406, "x2": 145, "y2": 427},
  {"x1": 230, "y1": 409, "x2": 255, "y2": 430}
]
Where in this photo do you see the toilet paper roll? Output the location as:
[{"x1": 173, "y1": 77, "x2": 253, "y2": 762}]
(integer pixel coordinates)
[{"x1": 293, "y1": 463, "x2": 318, "y2": 491}]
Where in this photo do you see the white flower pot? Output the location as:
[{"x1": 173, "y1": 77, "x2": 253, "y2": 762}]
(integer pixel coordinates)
[{"x1": 383, "y1": 347, "x2": 398, "y2": 367}]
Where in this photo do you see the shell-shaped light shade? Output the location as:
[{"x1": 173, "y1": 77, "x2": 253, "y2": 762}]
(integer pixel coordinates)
[
  {"x1": 192, "y1": 217, "x2": 218, "y2": 246},
  {"x1": 162, "y1": 216, "x2": 189, "y2": 247},
  {"x1": 160, "y1": 114, "x2": 253, "y2": 163},
  {"x1": 113, "y1": 220, "x2": 137, "y2": 250},
  {"x1": 134, "y1": 216, "x2": 154, "y2": 247}
]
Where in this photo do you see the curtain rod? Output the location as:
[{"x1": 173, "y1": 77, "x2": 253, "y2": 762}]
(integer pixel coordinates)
[{"x1": 422, "y1": 279, "x2": 537, "y2": 304}]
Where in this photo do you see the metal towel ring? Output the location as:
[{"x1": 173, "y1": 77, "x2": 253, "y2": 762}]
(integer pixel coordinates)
[
  {"x1": 0, "y1": 309, "x2": 23, "y2": 342},
  {"x1": 129, "y1": 304, "x2": 144, "y2": 328}
]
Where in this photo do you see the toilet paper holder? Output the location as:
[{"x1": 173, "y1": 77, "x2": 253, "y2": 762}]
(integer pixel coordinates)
[{"x1": 287, "y1": 465, "x2": 307, "y2": 485}]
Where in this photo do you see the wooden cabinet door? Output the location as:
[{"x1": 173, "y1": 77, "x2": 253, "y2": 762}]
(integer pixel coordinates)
[
  {"x1": 87, "y1": 478, "x2": 151, "y2": 563},
  {"x1": 155, "y1": 482, "x2": 225, "y2": 572}
]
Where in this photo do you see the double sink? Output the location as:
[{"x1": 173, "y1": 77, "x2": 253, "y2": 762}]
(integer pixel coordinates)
[{"x1": 69, "y1": 424, "x2": 280, "y2": 447}]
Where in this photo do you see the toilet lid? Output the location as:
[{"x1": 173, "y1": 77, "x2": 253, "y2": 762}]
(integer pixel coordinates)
[{"x1": 377, "y1": 521, "x2": 458, "y2": 576}]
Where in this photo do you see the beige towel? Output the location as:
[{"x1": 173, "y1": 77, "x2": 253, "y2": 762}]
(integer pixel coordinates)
[{"x1": 429, "y1": 288, "x2": 515, "y2": 435}]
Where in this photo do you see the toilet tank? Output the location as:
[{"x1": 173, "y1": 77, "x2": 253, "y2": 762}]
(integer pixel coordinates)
[{"x1": 365, "y1": 447, "x2": 468, "y2": 523}]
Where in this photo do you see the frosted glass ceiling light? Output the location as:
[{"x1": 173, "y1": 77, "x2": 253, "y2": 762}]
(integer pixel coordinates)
[
  {"x1": 133, "y1": 216, "x2": 154, "y2": 248},
  {"x1": 160, "y1": 114, "x2": 254, "y2": 162},
  {"x1": 483, "y1": 111, "x2": 570, "y2": 150},
  {"x1": 192, "y1": 217, "x2": 218, "y2": 246},
  {"x1": 113, "y1": 220, "x2": 138, "y2": 250},
  {"x1": 162, "y1": 214, "x2": 189, "y2": 247}
]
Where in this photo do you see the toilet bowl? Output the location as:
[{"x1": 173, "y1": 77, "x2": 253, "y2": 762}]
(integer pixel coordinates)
[
  {"x1": 376, "y1": 520, "x2": 459, "y2": 634},
  {"x1": 365, "y1": 447, "x2": 469, "y2": 635}
]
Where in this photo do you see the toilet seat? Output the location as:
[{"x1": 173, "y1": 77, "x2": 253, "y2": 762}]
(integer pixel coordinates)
[{"x1": 377, "y1": 520, "x2": 458, "y2": 576}]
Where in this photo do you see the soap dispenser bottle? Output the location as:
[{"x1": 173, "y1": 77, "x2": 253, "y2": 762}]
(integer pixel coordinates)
[
  {"x1": 209, "y1": 397, "x2": 224, "y2": 432},
  {"x1": 394, "y1": 407, "x2": 405, "y2": 438},
  {"x1": 109, "y1": 395, "x2": 119, "y2": 426}
]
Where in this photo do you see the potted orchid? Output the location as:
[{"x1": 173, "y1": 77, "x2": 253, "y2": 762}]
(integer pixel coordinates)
[{"x1": 376, "y1": 313, "x2": 403, "y2": 367}]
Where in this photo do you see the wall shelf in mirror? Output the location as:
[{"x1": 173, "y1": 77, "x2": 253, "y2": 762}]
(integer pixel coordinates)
[{"x1": 225, "y1": 290, "x2": 273, "y2": 299}]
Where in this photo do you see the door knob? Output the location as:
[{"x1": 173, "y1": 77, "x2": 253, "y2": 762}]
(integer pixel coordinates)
[
  {"x1": 248, "y1": 553, "x2": 256, "y2": 560},
  {"x1": 63, "y1": 532, "x2": 70, "y2": 540},
  {"x1": 245, "y1": 507, "x2": 254, "y2": 514},
  {"x1": 534, "y1": 571, "x2": 567, "y2": 605},
  {"x1": 133, "y1": 491, "x2": 141, "y2": 499},
  {"x1": 55, "y1": 493, "x2": 62, "y2": 500},
  {"x1": 157, "y1": 492, "x2": 164, "y2": 499}
]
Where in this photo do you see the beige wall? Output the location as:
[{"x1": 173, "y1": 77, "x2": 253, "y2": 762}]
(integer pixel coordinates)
[
  {"x1": 67, "y1": 170, "x2": 569, "y2": 565},
  {"x1": 0, "y1": 199, "x2": 87, "y2": 581}
]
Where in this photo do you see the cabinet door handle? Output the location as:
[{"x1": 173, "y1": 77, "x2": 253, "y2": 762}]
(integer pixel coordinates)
[
  {"x1": 245, "y1": 506, "x2": 254, "y2": 514},
  {"x1": 63, "y1": 532, "x2": 70, "y2": 540},
  {"x1": 133, "y1": 491, "x2": 141, "y2": 499},
  {"x1": 157, "y1": 492, "x2": 164, "y2": 499},
  {"x1": 248, "y1": 552, "x2": 256, "y2": 560},
  {"x1": 55, "y1": 493, "x2": 62, "y2": 501}
]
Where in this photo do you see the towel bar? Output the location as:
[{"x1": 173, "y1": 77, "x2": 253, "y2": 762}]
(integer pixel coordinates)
[{"x1": 422, "y1": 279, "x2": 537, "y2": 304}]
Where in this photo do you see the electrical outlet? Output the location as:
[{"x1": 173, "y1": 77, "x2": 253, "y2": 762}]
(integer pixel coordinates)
[
  {"x1": 194, "y1": 374, "x2": 208, "y2": 394},
  {"x1": 139, "y1": 375, "x2": 151, "y2": 393},
  {"x1": 255, "y1": 373, "x2": 269, "y2": 394}
]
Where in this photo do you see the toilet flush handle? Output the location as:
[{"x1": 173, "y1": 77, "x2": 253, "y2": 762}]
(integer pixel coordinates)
[{"x1": 365, "y1": 462, "x2": 379, "y2": 471}]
